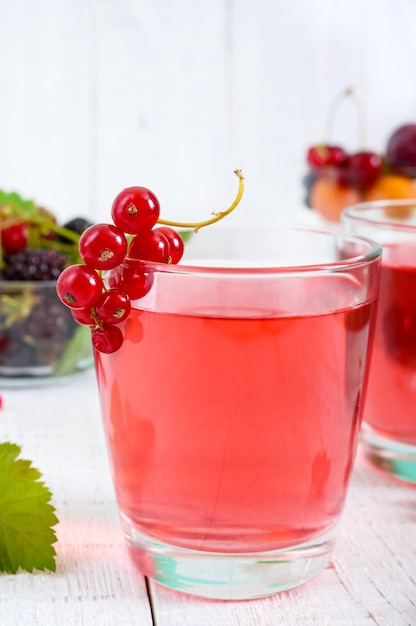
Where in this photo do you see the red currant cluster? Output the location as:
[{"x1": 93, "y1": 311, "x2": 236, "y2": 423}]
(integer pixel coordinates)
[
  {"x1": 56, "y1": 171, "x2": 245, "y2": 354},
  {"x1": 56, "y1": 187, "x2": 185, "y2": 354}
]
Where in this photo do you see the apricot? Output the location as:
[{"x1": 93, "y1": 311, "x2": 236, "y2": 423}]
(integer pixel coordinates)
[
  {"x1": 363, "y1": 174, "x2": 416, "y2": 201},
  {"x1": 310, "y1": 178, "x2": 362, "y2": 222},
  {"x1": 363, "y1": 174, "x2": 416, "y2": 219}
]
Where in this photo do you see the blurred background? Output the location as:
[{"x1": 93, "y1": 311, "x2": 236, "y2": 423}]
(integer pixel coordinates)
[{"x1": 1, "y1": 0, "x2": 416, "y2": 225}]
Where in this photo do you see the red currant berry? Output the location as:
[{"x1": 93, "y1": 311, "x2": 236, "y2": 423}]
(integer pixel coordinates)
[
  {"x1": 154, "y1": 226, "x2": 184, "y2": 263},
  {"x1": 71, "y1": 307, "x2": 96, "y2": 326},
  {"x1": 1, "y1": 222, "x2": 29, "y2": 254},
  {"x1": 92, "y1": 325, "x2": 124, "y2": 354},
  {"x1": 56, "y1": 264, "x2": 103, "y2": 309},
  {"x1": 79, "y1": 223, "x2": 128, "y2": 270},
  {"x1": 345, "y1": 151, "x2": 382, "y2": 189},
  {"x1": 94, "y1": 288, "x2": 131, "y2": 325},
  {"x1": 111, "y1": 187, "x2": 160, "y2": 234},
  {"x1": 128, "y1": 229, "x2": 170, "y2": 263},
  {"x1": 108, "y1": 260, "x2": 154, "y2": 300}
]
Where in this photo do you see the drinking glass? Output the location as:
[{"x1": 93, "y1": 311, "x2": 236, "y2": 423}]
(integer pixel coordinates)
[
  {"x1": 342, "y1": 200, "x2": 416, "y2": 485},
  {"x1": 94, "y1": 224, "x2": 381, "y2": 599}
]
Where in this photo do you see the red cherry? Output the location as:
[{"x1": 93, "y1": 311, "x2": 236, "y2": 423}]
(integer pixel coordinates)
[
  {"x1": 111, "y1": 187, "x2": 160, "y2": 234},
  {"x1": 346, "y1": 151, "x2": 382, "y2": 189},
  {"x1": 327, "y1": 146, "x2": 348, "y2": 167},
  {"x1": 1, "y1": 223, "x2": 29, "y2": 254},
  {"x1": 307, "y1": 145, "x2": 347, "y2": 168}
]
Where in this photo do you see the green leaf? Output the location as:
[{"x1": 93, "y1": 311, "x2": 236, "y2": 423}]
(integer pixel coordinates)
[
  {"x1": 0, "y1": 442, "x2": 59, "y2": 574},
  {"x1": 0, "y1": 190, "x2": 37, "y2": 214},
  {"x1": 178, "y1": 229, "x2": 193, "y2": 243}
]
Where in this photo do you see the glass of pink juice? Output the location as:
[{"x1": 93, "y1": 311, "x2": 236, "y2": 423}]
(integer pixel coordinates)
[
  {"x1": 342, "y1": 200, "x2": 416, "y2": 485},
  {"x1": 95, "y1": 224, "x2": 381, "y2": 599}
]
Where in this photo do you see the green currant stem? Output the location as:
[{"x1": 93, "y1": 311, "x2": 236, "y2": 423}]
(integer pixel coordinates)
[
  {"x1": 323, "y1": 87, "x2": 366, "y2": 150},
  {"x1": 96, "y1": 270, "x2": 109, "y2": 293},
  {"x1": 156, "y1": 169, "x2": 244, "y2": 233},
  {"x1": 29, "y1": 216, "x2": 81, "y2": 245},
  {"x1": 90, "y1": 308, "x2": 104, "y2": 330},
  {"x1": 0, "y1": 213, "x2": 80, "y2": 245}
]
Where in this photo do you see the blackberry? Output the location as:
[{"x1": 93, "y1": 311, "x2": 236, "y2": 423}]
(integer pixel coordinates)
[
  {"x1": 58, "y1": 217, "x2": 93, "y2": 242},
  {"x1": 2, "y1": 248, "x2": 68, "y2": 281},
  {"x1": 0, "y1": 289, "x2": 76, "y2": 370}
]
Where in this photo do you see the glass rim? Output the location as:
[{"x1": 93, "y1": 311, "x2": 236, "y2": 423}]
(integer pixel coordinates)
[
  {"x1": 342, "y1": 199, "x2": 416, "y2": 233},
  {"x1": 126, "y1": 224, "x2": 382, "y2": 276}
]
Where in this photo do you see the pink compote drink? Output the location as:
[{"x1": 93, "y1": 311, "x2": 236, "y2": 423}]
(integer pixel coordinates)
[
  {"x1": 57, "y1": 175, "x2": 381, "y2": 597},
  {"x1": 95, "y1": 284, "x2": 375, "y2": 554},
  {"x1": 363, "y1": 241, "x2": 416, "y2": 444}
]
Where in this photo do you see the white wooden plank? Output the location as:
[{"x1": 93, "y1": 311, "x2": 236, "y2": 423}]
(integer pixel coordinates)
[
  {"x1": 333, "y1": 458, "x2": 416, "y2": 626},
  {"x1": 0, "y1": 371, "x2": 153, "y2": 626},
  {"x1": 92, "y1": 0, "x2": 232, "y2": 225},
  {"x1": 149, "y1": 565, "x2": 377, "y2": 626},
  {"x1": 149, "y1": 458, "x2": 416, "y2": 625}
]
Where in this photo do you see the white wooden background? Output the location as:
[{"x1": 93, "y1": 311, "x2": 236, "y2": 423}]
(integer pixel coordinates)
[{"x1": 1, "y1": 0, "x2": 416, "y2": 226}]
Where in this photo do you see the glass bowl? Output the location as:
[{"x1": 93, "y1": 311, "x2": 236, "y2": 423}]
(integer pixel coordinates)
[{"x1": 0, "y1": 280, "x2": 93, "y2": 386}]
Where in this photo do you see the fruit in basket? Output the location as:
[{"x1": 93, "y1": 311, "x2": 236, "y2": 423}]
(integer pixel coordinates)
[
  {"x1": 363, "y1": 174, "x2": 416, "y2": 201},
  {"x1": 303, "y1": 89, "x2": 416, "y2": 222},
  {"x1": 309, "y1": 178, "x2": 361, "y2": 223},
  {"x1": 0, "y1": 190, "x2": 94, "y2": 378},
  {"x1": 306, "y1": 145, "x2": 347, "y2": 169},
  {"x1": 345, "y1": 151, "x2": 382, "y2": 189},
  {"x1": 1, "y1": 222, "x2": 29, "y2": 254},
  {"x1": 386, "y1": 124, "x2": 416, "y2": 177},
  {"x1": 2, "y1": 248, "x2": 68, "y2": 281}
]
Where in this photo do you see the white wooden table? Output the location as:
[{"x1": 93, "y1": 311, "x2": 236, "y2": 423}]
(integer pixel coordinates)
[{"x1": 0, "y1": 369, "x2": 415, "y2": 626}]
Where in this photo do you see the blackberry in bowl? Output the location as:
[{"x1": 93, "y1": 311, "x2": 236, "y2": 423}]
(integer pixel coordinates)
[{"x1": 0, "y1": 191, "x2": 94, "y2": 385}]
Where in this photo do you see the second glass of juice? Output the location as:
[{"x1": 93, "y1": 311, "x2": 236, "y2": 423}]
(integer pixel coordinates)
[
  {"x1": 342, "y1": 200, "x2": 416, "y2": 484},
  {"x1": 95, "y1": 224, "x2": 381, "y2": 600}
]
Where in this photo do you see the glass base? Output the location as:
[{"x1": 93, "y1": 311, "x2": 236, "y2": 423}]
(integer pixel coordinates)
[
  {"x1": 360, "y1": 426, "x2": 416, "y2": 485},
  {"x1": 122, "y1": 518, "x2": 336, "y2": 600}
]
